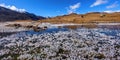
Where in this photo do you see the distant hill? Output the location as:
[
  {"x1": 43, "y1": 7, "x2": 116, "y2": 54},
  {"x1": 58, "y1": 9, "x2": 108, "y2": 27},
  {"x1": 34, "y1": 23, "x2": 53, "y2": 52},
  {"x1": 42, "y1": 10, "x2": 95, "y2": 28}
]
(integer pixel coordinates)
[
  {"x1": 39, "y1": 12, "x2": 120, "y2": 24},
  {"x1": 0, "y1": 6, "x2": 45, "y2": 22}
]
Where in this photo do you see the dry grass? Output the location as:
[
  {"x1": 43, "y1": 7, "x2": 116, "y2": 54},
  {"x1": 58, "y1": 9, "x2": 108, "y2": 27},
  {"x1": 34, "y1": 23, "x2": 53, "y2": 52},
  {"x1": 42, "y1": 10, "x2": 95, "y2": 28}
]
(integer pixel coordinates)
[{"x1": 38, "y1": 12, "x2": 120, "y2": 24}]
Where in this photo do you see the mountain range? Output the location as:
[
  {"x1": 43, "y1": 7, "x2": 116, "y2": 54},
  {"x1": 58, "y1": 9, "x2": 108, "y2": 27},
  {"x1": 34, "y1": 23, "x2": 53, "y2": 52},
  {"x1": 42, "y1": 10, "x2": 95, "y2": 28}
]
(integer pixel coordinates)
[
  {"x1": 0, "y1": 6, "x2": 120, "y2": 23},
  {"x1": 0, "y1": 6, "x2": 45, "y2": 22}
]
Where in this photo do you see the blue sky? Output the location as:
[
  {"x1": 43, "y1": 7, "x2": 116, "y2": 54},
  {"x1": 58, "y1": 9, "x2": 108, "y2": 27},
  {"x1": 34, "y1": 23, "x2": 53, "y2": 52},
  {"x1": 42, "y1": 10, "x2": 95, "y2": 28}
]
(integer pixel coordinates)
[{"x1": 0, "y1": 0, "x2": 120, "y2": 17}]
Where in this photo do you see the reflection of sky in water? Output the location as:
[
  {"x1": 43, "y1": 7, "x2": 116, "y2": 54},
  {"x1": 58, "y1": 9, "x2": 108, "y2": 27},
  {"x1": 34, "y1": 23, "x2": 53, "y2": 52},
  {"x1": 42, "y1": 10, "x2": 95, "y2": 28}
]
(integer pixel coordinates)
[
  {"x1": 23, "y1": 27, "x2": 120, "y2": 39},
  {"x1": 1, "y1": 25, "x2": 120, "y2": 40},
  {"x1": 100, "y1": 29, "x2": 120, "y2": 36},
  {"x1": 99, "y1": 29, "x2": 120, "y2": 39},
  {"x1": 25, "y1": 27, "x2": 69, "y2": 35}
]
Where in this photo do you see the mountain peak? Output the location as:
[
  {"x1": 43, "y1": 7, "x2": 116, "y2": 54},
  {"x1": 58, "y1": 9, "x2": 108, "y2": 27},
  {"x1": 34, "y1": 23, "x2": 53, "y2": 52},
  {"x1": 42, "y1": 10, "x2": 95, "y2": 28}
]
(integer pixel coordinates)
[{"x1": 0, "y1": 6, "x2": 45, "y2": 22}]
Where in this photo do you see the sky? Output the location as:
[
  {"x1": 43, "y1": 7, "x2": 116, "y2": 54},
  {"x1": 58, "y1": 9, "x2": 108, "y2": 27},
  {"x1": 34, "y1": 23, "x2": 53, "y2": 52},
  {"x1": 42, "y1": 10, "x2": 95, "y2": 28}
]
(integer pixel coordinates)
[{"x1": 0, "y1": 0, "x2": 120, "y2": 17}]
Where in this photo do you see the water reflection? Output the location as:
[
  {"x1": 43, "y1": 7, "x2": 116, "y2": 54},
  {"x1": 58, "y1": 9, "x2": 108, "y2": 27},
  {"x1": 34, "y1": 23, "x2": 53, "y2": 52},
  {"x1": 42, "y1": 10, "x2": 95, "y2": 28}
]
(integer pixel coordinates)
[
  {"x1": 0, "y1": 32, "x2": 16, "y2": 38},
  {"x1": 25, "y1": 27, "x2": 69, "y2": 35},
  {"x1": 63, "y1": 24, "x2": 97, "y2": 29},
  {"x1": 63, "y1": 25, "x2": 120, "y2": 38},
  {"x1": 64, "y1": 25, "x2": 120, "y2": 30},
  {"x1": 0, "y1": 24, "x2": 120, "y2": 38}
]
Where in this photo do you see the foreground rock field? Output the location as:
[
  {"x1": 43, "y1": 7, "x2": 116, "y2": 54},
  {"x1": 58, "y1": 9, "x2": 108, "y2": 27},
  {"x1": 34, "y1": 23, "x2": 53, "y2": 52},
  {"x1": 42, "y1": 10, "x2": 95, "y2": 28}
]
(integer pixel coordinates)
[{"x1": 0, "y1": 22, "x2": 120, "y2": 60}]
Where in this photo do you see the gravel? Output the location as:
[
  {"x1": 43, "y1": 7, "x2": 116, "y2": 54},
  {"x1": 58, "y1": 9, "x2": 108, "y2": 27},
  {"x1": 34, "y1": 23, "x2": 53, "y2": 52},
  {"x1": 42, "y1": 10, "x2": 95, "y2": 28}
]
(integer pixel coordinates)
[{"x1": 0, "y1": 28, "x2": 120, "y2": 60}]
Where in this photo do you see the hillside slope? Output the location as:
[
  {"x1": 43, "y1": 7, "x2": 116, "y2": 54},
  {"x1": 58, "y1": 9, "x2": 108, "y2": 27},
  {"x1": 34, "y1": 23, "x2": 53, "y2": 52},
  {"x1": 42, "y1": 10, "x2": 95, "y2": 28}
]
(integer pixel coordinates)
[
  {"x1": 39, "y1": 12, "x2": 120, "y2": 24},
  {"x1": 0, "y1": 6, "x2": 45, "y2": 22}
]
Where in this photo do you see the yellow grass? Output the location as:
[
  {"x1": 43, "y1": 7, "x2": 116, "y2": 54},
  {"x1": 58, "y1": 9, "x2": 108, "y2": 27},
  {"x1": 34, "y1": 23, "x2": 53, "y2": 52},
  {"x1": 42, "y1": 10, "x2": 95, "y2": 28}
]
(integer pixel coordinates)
[{"x1": 38, "y1": 12, "x2": 120, "y2": 24}]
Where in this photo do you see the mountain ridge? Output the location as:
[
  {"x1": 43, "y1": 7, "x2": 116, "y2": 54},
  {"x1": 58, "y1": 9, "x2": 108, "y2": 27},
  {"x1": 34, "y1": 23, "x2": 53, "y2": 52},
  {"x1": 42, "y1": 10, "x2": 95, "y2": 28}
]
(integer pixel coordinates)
[
  {"x1": 39, "y1": 12, "x2": 120, "y2": 24},
  {"x1": 0, "y1": 6, "x2": 45, "y2": 22}
]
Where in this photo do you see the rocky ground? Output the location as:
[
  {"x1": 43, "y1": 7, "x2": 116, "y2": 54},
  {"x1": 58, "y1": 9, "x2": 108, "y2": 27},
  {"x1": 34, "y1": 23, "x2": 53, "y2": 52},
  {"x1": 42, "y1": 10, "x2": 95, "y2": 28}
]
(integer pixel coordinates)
[{"x1": 0, "y1": 26, "x2": 120, "y2": 60}]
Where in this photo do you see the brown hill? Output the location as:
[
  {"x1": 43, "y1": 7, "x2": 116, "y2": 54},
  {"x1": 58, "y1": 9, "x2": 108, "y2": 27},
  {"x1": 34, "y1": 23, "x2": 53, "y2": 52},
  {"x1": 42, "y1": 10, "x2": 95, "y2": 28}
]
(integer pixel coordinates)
[{"x1": 38, "y1": 12, "x2": 120, "y2": 24}]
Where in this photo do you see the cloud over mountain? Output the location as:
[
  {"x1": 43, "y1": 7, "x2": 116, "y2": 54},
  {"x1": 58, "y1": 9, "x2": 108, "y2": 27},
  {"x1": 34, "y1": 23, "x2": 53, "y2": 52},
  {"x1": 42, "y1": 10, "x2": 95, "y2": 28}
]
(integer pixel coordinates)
[
  {"x1": 0, "y1": 6, "x2": 45, "y2": 22},
  {"x1": 0, "y1": 3, "x2": 26, "y2": 13}
]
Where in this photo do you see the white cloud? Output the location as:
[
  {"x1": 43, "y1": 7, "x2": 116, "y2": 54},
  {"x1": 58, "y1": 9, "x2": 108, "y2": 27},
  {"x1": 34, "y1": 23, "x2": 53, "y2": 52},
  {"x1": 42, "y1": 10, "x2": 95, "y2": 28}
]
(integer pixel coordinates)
[
  {"x1": 90, "y1": 0, "x2": 108, "y2": 7},
  {"x1": 104, "y1": 10, "x2": 120, "y2": 13},
  {"x1": 106, "y1": 1, "x2": 119, "y2": 9},
  {"x1": 68, "y1": 3, "x2": 80, "y2": 14},
  {"x1": 70, "y1": 3, "x2": 80, "y2": 10},
  {"x1": 0, "y1": 3, "x2": 26, "y2": 13}
]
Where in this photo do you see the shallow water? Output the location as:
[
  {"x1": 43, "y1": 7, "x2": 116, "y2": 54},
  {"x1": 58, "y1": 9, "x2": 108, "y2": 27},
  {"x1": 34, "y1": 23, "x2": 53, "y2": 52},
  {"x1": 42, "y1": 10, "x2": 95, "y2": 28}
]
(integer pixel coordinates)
[
  {"x1": 26, "y1": 25, "x2": 120, "y2": 37},
  {"x1": 0, "y1": 24, "x2": 120, "y2": 38},
  {"x1": 0, "y1": 32, "x2": 16, "y2": 38},
  {"x1": 25, "y1": 27, "x2": 69, "y2": 35}
]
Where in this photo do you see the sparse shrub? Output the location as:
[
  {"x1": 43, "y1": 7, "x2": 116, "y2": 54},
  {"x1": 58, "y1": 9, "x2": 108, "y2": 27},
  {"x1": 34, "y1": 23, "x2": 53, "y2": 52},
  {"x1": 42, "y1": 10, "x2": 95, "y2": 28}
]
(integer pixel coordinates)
[
  {"x1": 56, "y1": 48, "x2": 69, "y2": 56},
  {"x1": 25, "y1": 25, "x2": 33, "y2": 29},
  {"x1": 33, "y1": 26, "x2": 41, "y2": 32},
  {"x1": 81, "y1": 15, "x2": 84, "y2": 18},
  {"x1": 100, "y1": 14, "x2": 106, "y2": 18},
  {"x1": 94, "y1": 53, "x2": 105, "y2": 59}
]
